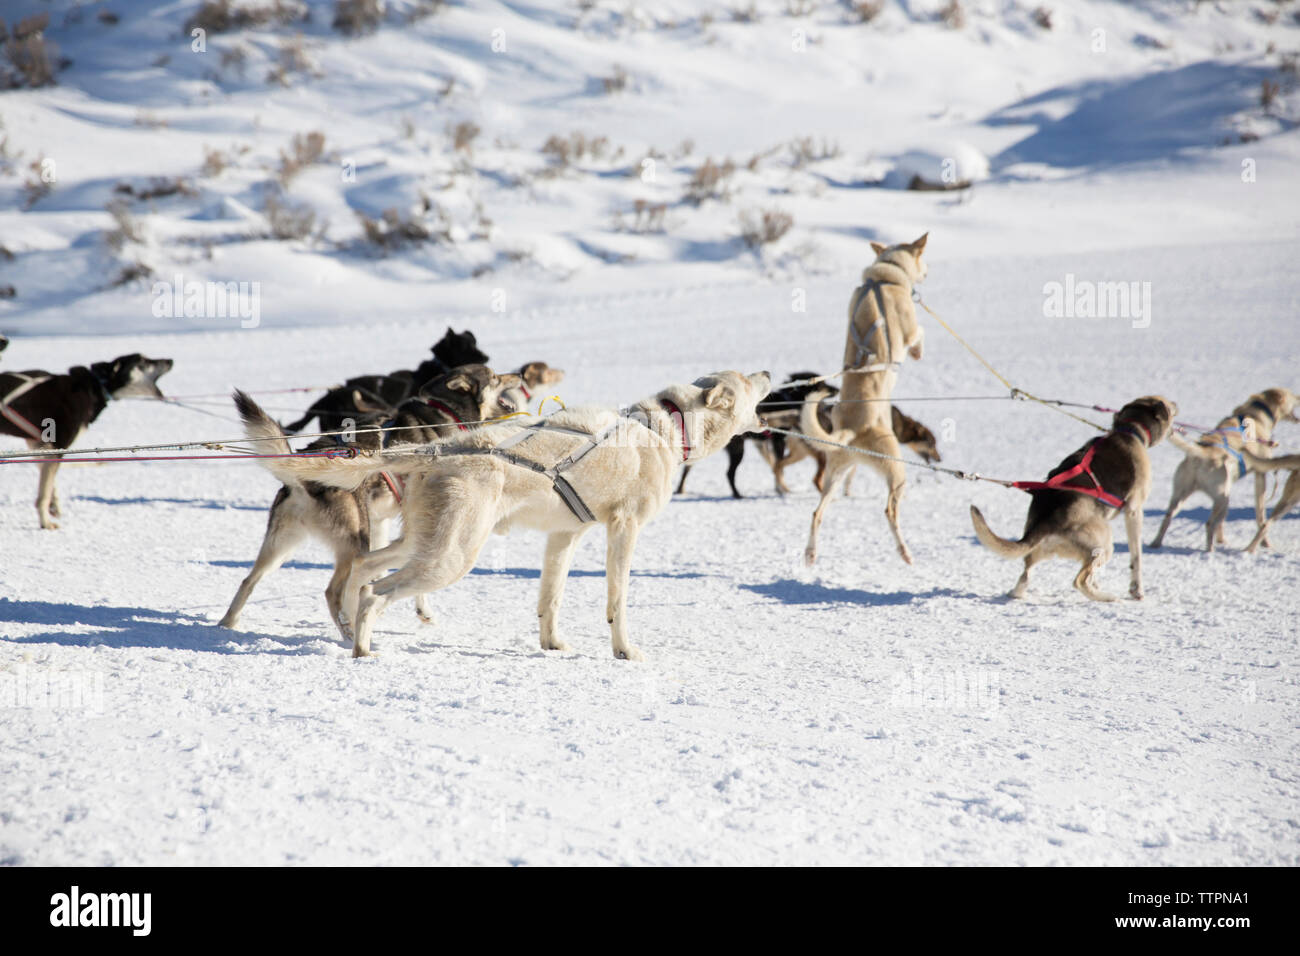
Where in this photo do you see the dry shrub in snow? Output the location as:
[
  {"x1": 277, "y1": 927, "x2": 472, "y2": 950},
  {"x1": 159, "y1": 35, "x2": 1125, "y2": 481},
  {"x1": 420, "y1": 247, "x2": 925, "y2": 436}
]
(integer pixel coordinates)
[
  {"x1": 1032, "y1": 6, "x2": 1053, "y2": 30},
  {"x1": 104, "y1": 199, "x2": 145, "y2": 251},
  {"x1": 788, "y1": 136, "x2": 840, "y2": 167},
  {"x1": 449, "y1": 121, "x2": 481, "y2": 153},
  {"x1": 601, "y1": 65, "x2": 630, "y2": 94},
  {"x1": 333, "y1": 0, "x2": 385, "y2": 36},
  {"x1": 356, "y1": 204, "x2": 450, "y2": 251},
  {"x1": 265, "y1": 192, "x2": 318, "y2": 240},
  {"x1": 186, "y1": 0, "x2": 307, "y2": 34},
  {"x1": 940, "y1": 1, "x2": 965, "y2": 29},
  {"x1": 278, "y1": 131, "x2": 327, "y2": 185},
  {"x1": 738, "y1": 207, "x2": 794, "y2": 248},
  {"x1": 1, "y1": 13, "x2": 58, "y2": 88},
  {"x1": 685, "y1": 157, "x2": 736, "y2": 205},
  {"x1": 848, "y1": 1, "x2": 884, "y2": 23},
  {"x1": 541, "y1": 132, "x2": 610, "y2": 171}
]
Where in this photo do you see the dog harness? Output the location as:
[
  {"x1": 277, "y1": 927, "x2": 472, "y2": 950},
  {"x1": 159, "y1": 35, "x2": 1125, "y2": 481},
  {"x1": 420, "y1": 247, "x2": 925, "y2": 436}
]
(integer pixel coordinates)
[
  {"x1": 1203, "y1": 418, "x2": 1252, "y2": 480},
  {"x1": 1012, "y1": 438, "x2": 1125, "y2": 510},
  {"x1": 423, "y1": 399, "x2": 469, "y2": 432},
  {"x1": 846, "y1": 279, "x2": 908, "y2": 375},
  {"x1": 0, "y1": 373, "x2": 52, "y2": 441},
  {"x1": 410, "y1": 402, "x2": 690, "y2": 523}
]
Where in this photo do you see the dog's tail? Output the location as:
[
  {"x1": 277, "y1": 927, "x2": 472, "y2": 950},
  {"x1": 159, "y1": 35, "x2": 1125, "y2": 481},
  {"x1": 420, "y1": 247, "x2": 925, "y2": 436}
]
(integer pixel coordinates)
[
  {"x1": 798, "y1": 387, "x2": 853, "y2": 448},
  {"x1": 970, "y1": 505, "x2": 1039, "y2": 559},
  {"x1": 1167, "y1": 431, "x2": 1221, "y2": 459},
  {"x1": 1240, "y1": 448, "x2": 1300, "y2": 473},
  {"x1": 234, "y1": 389, "x2": 393, "y2": 491}
]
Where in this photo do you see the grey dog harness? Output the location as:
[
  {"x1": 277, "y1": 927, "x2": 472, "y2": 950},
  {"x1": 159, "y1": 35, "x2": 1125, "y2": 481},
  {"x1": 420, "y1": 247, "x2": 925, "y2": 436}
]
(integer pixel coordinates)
[
  {"x1": 846, "y1": 279, "x2": 903, "y2": 374},
  {"x1": 415, "y1": 417, "x2": 631, "y2": 523}
]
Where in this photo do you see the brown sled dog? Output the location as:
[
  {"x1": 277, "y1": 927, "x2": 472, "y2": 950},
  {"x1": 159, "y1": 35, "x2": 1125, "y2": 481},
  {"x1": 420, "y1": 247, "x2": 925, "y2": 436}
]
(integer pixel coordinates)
[
  {"x1": 1149, "y1": 388, "x2": 1297, "y2": 552},
  {"x1": 970, "y1": 396, "x2": 1177, "y2": 601},
  {"x1": 802, "y1": 234, "x2": 929, "y2": 565}
]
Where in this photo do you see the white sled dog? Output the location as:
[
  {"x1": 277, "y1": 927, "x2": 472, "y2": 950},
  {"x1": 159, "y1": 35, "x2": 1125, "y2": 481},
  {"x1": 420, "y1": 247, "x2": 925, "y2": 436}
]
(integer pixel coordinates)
[
  {"x1": 236, "y1": 371, "x2": 771, "y2": 659},
  {"x1": 802, "y1": 234, "x2": 929, "y2": 565}
]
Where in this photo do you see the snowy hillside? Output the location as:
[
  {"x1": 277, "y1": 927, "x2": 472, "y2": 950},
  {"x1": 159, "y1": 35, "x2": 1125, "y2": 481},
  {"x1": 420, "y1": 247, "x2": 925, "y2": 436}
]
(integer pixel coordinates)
[{"x1": 1, "y1": 1, "x2": 1299, "y2": 865}]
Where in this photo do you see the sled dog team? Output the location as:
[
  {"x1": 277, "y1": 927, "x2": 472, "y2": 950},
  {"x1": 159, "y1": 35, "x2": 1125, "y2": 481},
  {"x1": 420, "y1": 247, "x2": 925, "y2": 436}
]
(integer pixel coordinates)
[{"x1": 2, "y1": 236, "x2": 1297, "y2": 660}]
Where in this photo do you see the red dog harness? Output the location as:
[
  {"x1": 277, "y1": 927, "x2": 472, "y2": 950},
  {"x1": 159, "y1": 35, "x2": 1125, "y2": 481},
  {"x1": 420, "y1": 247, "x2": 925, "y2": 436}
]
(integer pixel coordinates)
[
  {"x1": 1012, "y1": 439, "x2": 1125, "y2": 510},
  {"x1": 424, "y1": 398, "x2": 468, "y2": 432},
  {"x1": 659, "y1": 399, "x2": 691, "y2": 463}
]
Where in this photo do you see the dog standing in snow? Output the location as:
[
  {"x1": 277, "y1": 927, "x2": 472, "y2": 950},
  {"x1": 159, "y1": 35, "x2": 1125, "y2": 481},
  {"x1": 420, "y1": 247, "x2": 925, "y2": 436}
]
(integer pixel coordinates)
[
  {"x1": 802, "y1": 234, "x2": 929, "y2": 565},
  {"x1": 236, "y1": 370, "x2": 771, "y2": 659},
  {"x1": 970, "y1": 396, "x2": 1177, "y2": 601},
  {"x1": 1149, "y1": 388, "x2": 1297, "y2": 552}
]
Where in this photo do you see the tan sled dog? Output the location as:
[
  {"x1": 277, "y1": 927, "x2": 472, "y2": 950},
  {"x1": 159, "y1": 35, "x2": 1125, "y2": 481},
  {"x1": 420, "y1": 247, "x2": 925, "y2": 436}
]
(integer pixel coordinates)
[
  {"x1": 1238, "y1": 448, "x2": 1300, "y2": 553},
  {"x1": 970, "y1": 396, "x2": 1177, "y2": 601},
  {"x1": 803, "y1": 235, "x2": 928, "y2": 565},
  {"x1": 1150, "y1": 388, "x2": 1297, "y2": 552},
  {"x1": 237, "y1": 371, "x2": 771, "y2": 659}
]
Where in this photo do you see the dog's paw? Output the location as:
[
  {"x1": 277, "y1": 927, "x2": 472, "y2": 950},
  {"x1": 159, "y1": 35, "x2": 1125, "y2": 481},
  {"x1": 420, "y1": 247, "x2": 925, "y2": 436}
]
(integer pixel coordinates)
[
  {"x1": 1129, "y1": 586, "x2": 1145, "y2": 601},
  {"x1": 898, "y1": 544, "x2": 914, "y2": 565},
  {"x1": 217, "y1": 615, "x2": 239, "y2": 629},
  {"x1": 614, "y1": 644, "x2": 645, "y2": 662},
  {"x1": 39, "y1": 519, "x2": 59, "y2": 530},
  {"x1": 540, "y1": 638, "x2": 572, "y2": 652},
  {"x1": 803, "y1": 548, "x2": 817, "y2": 566}
]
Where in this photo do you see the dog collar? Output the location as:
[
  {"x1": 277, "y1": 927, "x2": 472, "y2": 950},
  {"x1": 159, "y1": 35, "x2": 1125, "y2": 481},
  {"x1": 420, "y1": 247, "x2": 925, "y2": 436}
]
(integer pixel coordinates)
[
  {"x1": 1115, "y1": 420, "x2": 1151, "y2": 447},
  {"x1": 90, "y1": 371, "x2": 114, "y2": 403},
  {"x1": 660, "y1": 399, "x2": 691, "y2": 463},
  {"x1": 520, "y1": 384, "x2": 532, "y2": 401},
  {"x1": 425, "y1": 398, "x2": 468, "y2": 431}
]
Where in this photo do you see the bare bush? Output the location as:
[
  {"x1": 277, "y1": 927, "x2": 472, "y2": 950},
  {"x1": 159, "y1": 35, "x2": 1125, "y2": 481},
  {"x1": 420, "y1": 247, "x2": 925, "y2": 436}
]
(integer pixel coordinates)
[
  {"x1": 104, "y1": 199, "x2": 145, "y2": 251},
  {"x1": 265, "y1": 191, "x2": 318, "y2": 240},
  {"x1": 601, "y1": 65, "x2": 630, "y2": 94},
  {"x1": 333, "y1": 0, "x2": 385, "y2": 36},
  {"x1": 185, "y1": 0, "x2": 307, "y2": 34},
  {"x1": 630, "y1": 199, "x2": 667, "y2": 233},
  {"x1": 406, "y1": 0, "x2": 446, "y2": 21},
  {"x1": 111, "y1": 261, "x2": 155, "y2": 288},
  {"x1": 1261, "y1": 79, "x2": 1280, "y2": 112},
  {"x1": 1, "y1": 13, "x2": 59, "y2": 88},
  {"x1": 114, "y1": 177, "x2": 197, "y2": 201},
  {"x1": 787, "y1": 136, "x2": 840, "y2": 167},
  {"x1": 448, "y1": 120, "x2": 481, "y2": 153},
  {"x1": 685, "y1": 157, "x2": 736, "y2": 205},
  {"x1": 23, "y1": 157, "x2": 52, "y2": 208},
  {"x1": 785, "y1": 0, "x2": 817, "y2": 16},
  {"x1": 540, "y1": 131, "x2": 610, "y2": 172},
  {"x1": 266, "y1": 34, "x2": 321, "y2": 85},
  {"x1": 940, "y1": 0, "x2": 965, "y2": 29},
  {"x1": 848, "y1": 0, "x2": 884, "y2": 23},
  {"x1": 203, "y1": 147, "x2": 230, "y2": 177},
  {"x1": 1032, "y1": 6, "x2": 1053, "y2": 29},
  {"x1": 356, "y1": 204, "x2": 450, "y2": 251},
  {"x1": 278, "y1": 130, "x2": 327, "y2": 185},
  {"x1": 731, "y1": 3, "x2": 760, "y2": 22},
  {"x1": 738, "y1": 207, "x2": 793, "y2": 248}
]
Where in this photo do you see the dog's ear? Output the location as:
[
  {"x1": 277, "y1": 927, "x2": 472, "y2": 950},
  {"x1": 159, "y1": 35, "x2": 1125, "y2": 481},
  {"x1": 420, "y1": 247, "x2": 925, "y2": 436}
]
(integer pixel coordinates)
[
  {"x1": 703, "y1": 382, "x2": 735, "y2": 411},
  {"x1": 869, "y1": 241, "x2": 887, "y2": 256},
  {"x1": 910, "y1": 232, "x2": 928, "y2": 253},
  {"x1": 444, "y1": 371, "x2": 474, "y2": 393}
]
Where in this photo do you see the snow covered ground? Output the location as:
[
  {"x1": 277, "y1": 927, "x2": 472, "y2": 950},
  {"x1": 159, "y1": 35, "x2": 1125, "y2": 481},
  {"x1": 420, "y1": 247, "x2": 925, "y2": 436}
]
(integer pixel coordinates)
[{"x1": 1, "y1": 1, "x2": 1299, "y2": 865}]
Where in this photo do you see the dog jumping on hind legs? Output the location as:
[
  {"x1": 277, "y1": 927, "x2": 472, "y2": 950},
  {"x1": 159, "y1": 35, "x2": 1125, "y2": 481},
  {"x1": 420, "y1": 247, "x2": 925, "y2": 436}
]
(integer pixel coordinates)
[
  {"x1": 236, "y1": 371, "x2": 771, "y2": 659},
  {"x1": 970, "y1": 396, "x2": 1177, "y2": 601},
  {"x1": 1149, "y1": 388, "x2": 1297, "y2": 552},
  {"x1": 802, "y1": 234, "x2": 929, "y2": 566}
]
